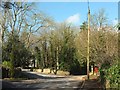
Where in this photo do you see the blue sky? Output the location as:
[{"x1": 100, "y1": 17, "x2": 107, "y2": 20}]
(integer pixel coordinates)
[{"x1": 36, "y1": 2, "x2": 118, "y2": 26}]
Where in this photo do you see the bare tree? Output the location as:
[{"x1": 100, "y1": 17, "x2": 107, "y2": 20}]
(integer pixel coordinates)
[{"x1": 90, "y1": 8, "x2": 108, "y2": 31}]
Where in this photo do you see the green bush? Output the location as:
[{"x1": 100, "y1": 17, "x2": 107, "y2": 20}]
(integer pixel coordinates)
[
  {"x1": 69, "y1": 59, "x2": 81, "y2": 75},
  {"x1": 2, "y1": 61, "x2": 12, "y2": 69},
  {"x1": 2, "y1": 61, "x2": 14, "y2": 78},
  {"x1": 14, "y1": 67, "x2": 22, "y2": 78},
  {"x1": 2, "y1": 67, "x2": 10, "y2": 78},
  {"x1": 105, "y1": 63, "x2": 120, "y2": 88}
]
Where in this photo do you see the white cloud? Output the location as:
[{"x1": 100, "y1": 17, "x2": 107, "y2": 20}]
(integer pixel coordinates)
[
  {"x1": 65, "y1": 13, "x2": 80, "y2": 25},
  {"x1": 112, "y1": 19, "x2": 118, "y2": 26}
]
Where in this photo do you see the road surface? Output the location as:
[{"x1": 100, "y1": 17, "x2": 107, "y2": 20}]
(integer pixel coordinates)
[{"x1": 2, "y1": 71, "x2": 86, "y2": 90}]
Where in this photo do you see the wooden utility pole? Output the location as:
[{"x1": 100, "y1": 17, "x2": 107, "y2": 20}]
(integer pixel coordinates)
[
  {"x1": 56, "y1": 46, "x2": 59, "y2": 70},
  {"x1": 87, "y1": 0, "x2": 90, "y2": 80}
]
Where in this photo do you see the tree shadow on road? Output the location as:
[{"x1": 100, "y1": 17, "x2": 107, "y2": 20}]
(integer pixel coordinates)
[{"x1": 22, "y1": 71, "x2": 67, "y2": 79}]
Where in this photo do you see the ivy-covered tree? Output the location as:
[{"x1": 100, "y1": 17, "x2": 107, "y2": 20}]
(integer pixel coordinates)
[
  {"x1": 80, "y1": 21, "x2": 88, "y2": 31},
  {"x1": 2, "y1": 33, "x2": 32, "y2": 77},
  {"x1": 59, "y1": 25, "x2": 77, "y2": 73}
]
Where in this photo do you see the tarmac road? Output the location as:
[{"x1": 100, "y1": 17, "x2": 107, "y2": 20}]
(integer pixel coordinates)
[{"x1": 2, "y1": 71, "x2": 85, "y2": 90}]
